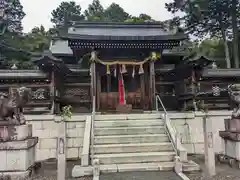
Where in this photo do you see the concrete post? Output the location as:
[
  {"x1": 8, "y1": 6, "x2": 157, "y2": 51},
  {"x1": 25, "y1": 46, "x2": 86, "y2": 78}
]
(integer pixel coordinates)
[
  {"x1": 56, "y1": 120, "x2": 67, "y2": 180},
  {"x1": 203, "y1": 114, "x2": 216, "y2": 176},
  {"x1": 93, "y1": 159, "x2": 100, "y2": 180}
]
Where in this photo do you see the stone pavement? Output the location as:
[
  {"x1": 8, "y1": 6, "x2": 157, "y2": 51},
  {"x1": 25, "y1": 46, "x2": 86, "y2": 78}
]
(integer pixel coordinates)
[{"x1": 28, "y1": 156, "x2": 240, "y2": 180}]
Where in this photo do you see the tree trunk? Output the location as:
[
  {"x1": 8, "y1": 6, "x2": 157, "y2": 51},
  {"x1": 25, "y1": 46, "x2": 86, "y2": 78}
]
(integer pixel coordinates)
[
  {"x1": 221, "y1": 29, "x2": 231, "y2": 68},
  {"x1": 232, "y1": 0, "x2": 239, "y2": 68}
]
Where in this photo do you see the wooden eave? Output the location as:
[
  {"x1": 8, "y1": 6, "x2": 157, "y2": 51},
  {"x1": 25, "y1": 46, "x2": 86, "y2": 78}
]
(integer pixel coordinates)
[
  {"x1": 32, "y1": 51, "x2": 71, "y2": 74},
  {"x1": 201, "y1": 68, "x2": 240, "y2": 78},
  {"x1": 0, "y1": 70, "x2": 48, "y2": 79}
]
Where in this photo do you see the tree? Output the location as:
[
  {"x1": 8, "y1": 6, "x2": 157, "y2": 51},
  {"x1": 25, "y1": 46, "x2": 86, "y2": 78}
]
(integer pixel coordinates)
[
  {"x1": 104, "y1": 3, "x2": 129, "y2": 22},
  {"x1": 0, "y1": 25, "x2": 51, "y2": 69},
  {"x1": 166, "y1": 0, "x2": 232, "y2": 68},
  {"x1": 51, "y1": 1, "x2": 85, "y2": 26},
  {"x1": 230, "y1": 0, "x2": 239, "y2": 67},
  {"x1": 186, "y1": 38, "x2": 227, "y2": 67},
  {"x1": 84, "y1": 0, "x2": 104, "y2": 21},
  {"x1": 125, "y1": 13, "x2": 154, "y2": 22},
  {"x1": 3, "y1": 0, "x2": 25, "y2": 33},
  {"x1": 24, "y1": 25, "x2": 51, "y2": 52},
  {"x1": 0, "y1": 0, "x2": 25, "y2": 34}
]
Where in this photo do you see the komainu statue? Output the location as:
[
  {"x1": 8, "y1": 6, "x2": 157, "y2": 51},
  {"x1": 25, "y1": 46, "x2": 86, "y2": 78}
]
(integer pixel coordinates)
[
  {"x1": 0, "y1": 87, "x2": 31, "y2": 125},
  {"x1": 228, "y1": 84, "x2": 240, "y2": 119}
]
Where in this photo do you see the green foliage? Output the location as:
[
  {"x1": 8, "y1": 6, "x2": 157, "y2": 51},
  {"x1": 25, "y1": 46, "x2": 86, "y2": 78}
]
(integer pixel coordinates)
[
  {"x1": 84, "y1": 1, "x2": 130, "y2": 22},
  {"x1": 103, "y1": 3, "x2": 130, "y2": 22},
  {"x1": 198, "y1": 39, "x2": 225, "y2": 58},
  {"x1": 23, "y1": 25, "x2": 51, "y2": 52},
  {"x1": 51, "y1": 1, "x2": 85, "y2": 26},
  {"x1": 3, "y1": 0, "x2": 26, "y2": 33},
  {"x1": 61, "y1": 105, "x2": 72, "y2": 121},
  {"x1": 166, "y1": 0, "x2": 240, "y2": 67},
  {"x1": 166, "y1": 0, "x2": 231, "y2": 38},
  {"x1": 84, "y1": 0, "x2": 105, "y2": 21},
  {"x1": 51, "y1": 0, "x2": 154, "y2": 23},
  {"x1": 125, "y1": 14, "x2": 154, "y2": 22},
  {"x1": 186, "y1": 38, "x2": 228, "y2": 67},
  {"x1": 0, "y1": 25, "x2": 51, "y2": 69}
]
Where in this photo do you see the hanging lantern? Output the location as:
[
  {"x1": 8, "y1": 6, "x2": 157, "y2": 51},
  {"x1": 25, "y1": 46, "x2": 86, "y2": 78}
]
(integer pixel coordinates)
[
  {"x1": 106, "y1": 65, "x2": 110, "y2": 75},
  {"x1": 121, "y1": 64, "x2": 127, "y2": 74},
  {"x1": 132, "y1": 66, "x2": 135, "y2": 78},
  {"x1": 139, "y1": 64, "x2": 144, "y2": 74}
]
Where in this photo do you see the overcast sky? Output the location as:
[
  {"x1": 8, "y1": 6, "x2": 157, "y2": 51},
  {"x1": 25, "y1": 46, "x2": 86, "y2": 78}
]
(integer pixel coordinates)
[{"x1": 20, "y1": 0, "x2": 175, "y2": 32}]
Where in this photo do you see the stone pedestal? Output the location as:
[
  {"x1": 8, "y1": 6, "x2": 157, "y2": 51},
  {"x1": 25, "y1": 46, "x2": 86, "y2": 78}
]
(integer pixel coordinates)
[
  {"x1": 219, "y1": 118, "x2": 240, "y2": 168},
  {"x1": 224, "y1": 118, "x2": 240, "y2": 132},
  {"x1": 0, "y1": 124, "x2": 38, "y2": 179}
]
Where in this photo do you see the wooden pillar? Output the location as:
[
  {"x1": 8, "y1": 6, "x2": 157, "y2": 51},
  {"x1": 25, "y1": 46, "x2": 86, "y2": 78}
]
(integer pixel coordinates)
[
  {"x1": 90, "y1": 51, "x2": 97, "y2": 111},
  {"x1": 149, "y1": 60, "x2": 156, "y2": 110},
  {"x1": 97, "y1": 72, "x2": 101, "y2": 111},
  {"x1": 107, "y1": 75, "x2": 111, "y2": 93},
  {"x1": 91, "y1": 62, "x2": 96, "y2": 109},
  {"x1": 50, "y1": 71, "x2": 55, "y2": 114},
  {"x1": 140, "y1": 73, "x2": 145, "y2": 109},
  {"x1": 152, "y1": 62, "x2": 156, "y2": 109}
]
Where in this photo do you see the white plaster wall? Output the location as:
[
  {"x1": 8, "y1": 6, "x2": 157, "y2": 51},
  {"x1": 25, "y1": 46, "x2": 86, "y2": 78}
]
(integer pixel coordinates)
[
  {"x1": 25, "y1": 115, "x2": 87, "y2": 162},
  {"x1": 169, "y1": 111, "x2": 231, "y2": 154}
]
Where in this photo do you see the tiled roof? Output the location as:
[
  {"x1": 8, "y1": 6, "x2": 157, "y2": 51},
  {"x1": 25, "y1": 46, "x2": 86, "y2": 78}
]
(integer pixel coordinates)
[
  {"x1": 49, "y1": 40, "x2": 73, "y2": 55},
  {"x1": 61, "y1": 21, "x2": 186, "y2": 41},
  {"x1": 202, "y1": 68, "x2": 240, "y2": 78}
]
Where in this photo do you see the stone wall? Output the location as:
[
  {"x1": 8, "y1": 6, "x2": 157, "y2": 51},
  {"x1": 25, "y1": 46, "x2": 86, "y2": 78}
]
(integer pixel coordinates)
[
  {"x1": 170, "y1": 111, "x2": 231, "y2": 154},
  {"x1": 24, "y1": 111, "x2": 231, "y2": 161},
  {"x1": 25, "y1": 115, "x2": 88, "y2": 162}
]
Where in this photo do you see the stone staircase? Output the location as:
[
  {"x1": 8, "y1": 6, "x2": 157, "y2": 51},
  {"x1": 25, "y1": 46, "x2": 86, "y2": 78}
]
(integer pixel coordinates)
[{"x1": 92, "y1": 113, "x2": 195, "y2": 172}]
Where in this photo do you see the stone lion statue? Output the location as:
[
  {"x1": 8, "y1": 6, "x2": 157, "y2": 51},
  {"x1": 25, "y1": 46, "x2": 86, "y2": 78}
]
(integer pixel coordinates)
[
  {"x1": 228, "y1": 84, "x2": 240, "y2": 119},
  {"x1": 0, "y1": 87, "x2": 31, "y2": 125}
]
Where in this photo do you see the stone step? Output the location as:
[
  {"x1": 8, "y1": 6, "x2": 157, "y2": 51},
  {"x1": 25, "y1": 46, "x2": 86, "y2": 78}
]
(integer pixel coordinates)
[
  {"x1": 100, "y1": 162, "x2": 175, "y2": 173},
  {"x1": 72, "y1": 161, "x2": 200, "y2": 177},
  {"x1": 95, "y1": 119, "x2": 164, "y2": 128},
  {"x1": 94, "y1": 134, "x2": 169, "y2": 144},
  {"x1": 99, "y1": 161, "x2": 200, "y2": 173},
  {"x1": 95, "y1": 126, "x2": 165, "y2": 136},
  {"x1": 94, "y1": 152, "x2": 175, "y2": 164},
  {"x1": 94, "y1": 142, "x2": 173, "y2": 154},
  {"x1": 95, "y1": 113, "x2": 161, "y2": 121}
]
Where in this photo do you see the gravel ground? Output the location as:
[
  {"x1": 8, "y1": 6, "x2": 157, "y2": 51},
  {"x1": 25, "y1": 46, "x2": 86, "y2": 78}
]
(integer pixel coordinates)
[
  {"x1": 100, "y1": 171, "x2": 181, "y2": 180},
  {"x1": 186, "y1": 155, "x2": 240, "y2": 180},
  {"x1": 27, "y1": 156, "x2": 240, "y2": 180}
]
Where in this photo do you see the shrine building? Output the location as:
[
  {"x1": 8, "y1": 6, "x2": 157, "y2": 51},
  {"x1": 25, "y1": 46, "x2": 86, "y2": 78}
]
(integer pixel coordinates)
[{"x1": 0, "y1": 21, "x2": 238, "y2": 114}]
